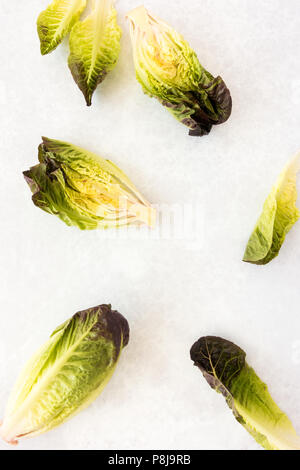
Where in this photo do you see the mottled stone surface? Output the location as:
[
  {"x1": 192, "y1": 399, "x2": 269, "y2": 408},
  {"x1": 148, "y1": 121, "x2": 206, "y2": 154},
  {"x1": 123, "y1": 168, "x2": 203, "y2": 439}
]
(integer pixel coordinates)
[{"x1": 0, "y1": 0, "x2": 300, "y2": 451}]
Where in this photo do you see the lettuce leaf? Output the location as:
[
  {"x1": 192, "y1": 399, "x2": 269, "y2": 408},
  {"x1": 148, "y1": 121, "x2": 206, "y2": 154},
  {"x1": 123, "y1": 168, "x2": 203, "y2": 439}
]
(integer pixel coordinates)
[
  {"x1": 243, "y1": 152, "x2": 300, "y2": 265},
  {"x1": 0, "y1": 305, "x2": 129, "y2": 444},
  {"x1": 68, "y1": 0, "x2": 121, "y2": 106},
  {"x1": 191, "y1": 336, "x2": 300, "y2": 450},
  {"x1": 37, "y1": 0, "x2": 87, "y2": 55},
  {"x1": 126, "y1": 6, "x2": 232, "y2": 136}
]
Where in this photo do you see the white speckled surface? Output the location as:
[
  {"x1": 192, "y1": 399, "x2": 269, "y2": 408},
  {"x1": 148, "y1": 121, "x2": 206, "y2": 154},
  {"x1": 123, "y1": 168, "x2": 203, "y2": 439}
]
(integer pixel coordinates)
[{"x1": 0, "y1": 0, "x2": 300, "y2": 451}]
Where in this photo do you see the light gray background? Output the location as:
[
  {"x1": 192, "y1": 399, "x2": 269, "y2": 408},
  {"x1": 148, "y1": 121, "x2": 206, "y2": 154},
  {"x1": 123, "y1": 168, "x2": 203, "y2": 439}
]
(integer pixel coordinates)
[{"x1": 0, "y1": 0, "x2": 300, "y2": 451}]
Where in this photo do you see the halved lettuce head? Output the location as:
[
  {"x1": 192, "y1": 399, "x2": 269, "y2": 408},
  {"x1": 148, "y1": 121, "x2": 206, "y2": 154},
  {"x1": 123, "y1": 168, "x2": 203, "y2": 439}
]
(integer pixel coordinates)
[
  {"x1": 0, "y1": 305, "x2": 129, "y2": 444},
  {"x1": 243, "y1": 152, "x2": 300, "y2": 265},
  {"x1": 23, "y1": 137, "x2": 156, "y2": 230},
  {"x1": 190, "y1": 336, "x2": 300, "y2": 450},
  {"x1": 37, "y1": 0, "x2": 87, "y2": 55},
  {"x1": 126, "y1": 6, "x2": 232, "y2": 136},
  {"x1": 68, "y1": 0, "x2": 121, "y2": 106}
]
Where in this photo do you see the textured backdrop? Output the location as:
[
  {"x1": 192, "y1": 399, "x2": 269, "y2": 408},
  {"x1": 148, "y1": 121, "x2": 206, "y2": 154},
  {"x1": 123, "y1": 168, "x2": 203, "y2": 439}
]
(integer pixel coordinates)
[{"x1": 0, "y1": 0, "x2": 300, "y2": 450}]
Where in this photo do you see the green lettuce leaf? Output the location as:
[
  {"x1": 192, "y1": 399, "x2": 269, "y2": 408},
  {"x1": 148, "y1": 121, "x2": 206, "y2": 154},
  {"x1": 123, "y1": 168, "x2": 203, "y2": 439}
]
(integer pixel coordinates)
[
  {"x1": 243, "y1": 152, "x2": 300, "y2": 265},
  {"x1": 37, "y1": 0, "x2": 87, "y2": 55},
  {"x1": 23, "y1": 137, "x2": 156, "y2": 230},
  {"x1": 126, "y1": 6, "x2": 232, "y2": 136},
  {"x1": 190, "y1": 336, "x2": 300, "y2": 450},
  {"x1": 68, "y1": 0, "x2": 121, "y2": 106},
  {"x1": 0, "y1": 305, "x2": 129, "y2": 444}
]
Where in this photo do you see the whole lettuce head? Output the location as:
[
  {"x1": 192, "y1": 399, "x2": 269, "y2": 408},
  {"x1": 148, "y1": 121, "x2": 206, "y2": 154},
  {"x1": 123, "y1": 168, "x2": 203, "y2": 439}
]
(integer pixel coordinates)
[
  {"x1": 24, "y1": 137, "x2": 156, "y2": 230},
  {"x1": 0, "y1": 305, "x2": 129, "y2": 444},
  {"x1": 191, "y1": 336, "x2": 300, "y2": 450},
  {"x1": 126, "y1": 6, "x2": 232, "y2": 136}
]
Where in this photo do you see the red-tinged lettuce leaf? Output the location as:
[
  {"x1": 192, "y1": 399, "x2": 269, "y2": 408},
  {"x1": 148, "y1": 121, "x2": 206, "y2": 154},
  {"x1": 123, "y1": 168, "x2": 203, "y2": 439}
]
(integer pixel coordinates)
[
  {"x1": 23, "y1": 137, "x2": 156, "y2": 230},
  {"x1": 191, "y1": 336, "x2": 300, "y2": 450},
  {"x1": 68, "y1": 0, "x2": 121, "y2": 106},
  {"x1": 0, "y1": 305, "x2": 129, "y2": 444}
]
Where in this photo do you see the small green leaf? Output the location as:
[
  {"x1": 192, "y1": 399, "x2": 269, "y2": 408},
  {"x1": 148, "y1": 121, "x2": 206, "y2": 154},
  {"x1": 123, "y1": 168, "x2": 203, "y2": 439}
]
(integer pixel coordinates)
[
  {"x1": 23, "y1": 137, "x2": 156, "y2": 230},
  {"x1": 243, "y1": 152, "x2": 300, "y2": 265},
  {"x1": 37, "y1": 0, "x2": 87, "y2": 55},
  {"x1": 68, "y1": 0, "x2": 121, "y2": 106}
]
